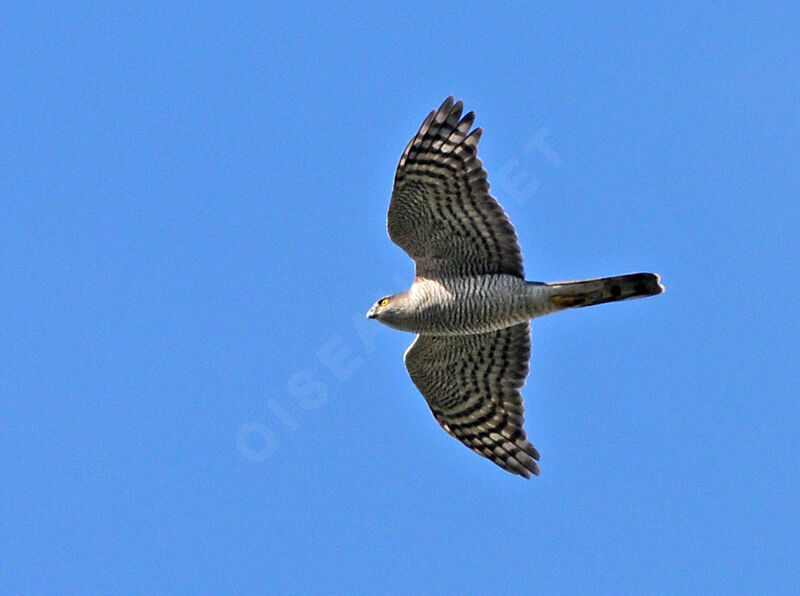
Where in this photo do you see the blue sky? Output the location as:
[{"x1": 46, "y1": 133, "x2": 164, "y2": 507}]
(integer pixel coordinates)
[{"x1": 2, "y1": 3, "x2": 798, "y2": 593}]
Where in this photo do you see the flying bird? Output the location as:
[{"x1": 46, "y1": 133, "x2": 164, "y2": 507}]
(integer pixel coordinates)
[{"x1": 367, "y1": 97, "x2": 664, "y2": 478}]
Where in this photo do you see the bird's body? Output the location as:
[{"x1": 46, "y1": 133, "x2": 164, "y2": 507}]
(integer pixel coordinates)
[
  {"x1": 370, "y1": 272, "x2": 663, "y2": 337},
  {"x1": 368, "y1": 97, "x2": 664, "y2": 478},
  {"x1": 372, "y1": 275, "x2": 539, "y2": 335}
]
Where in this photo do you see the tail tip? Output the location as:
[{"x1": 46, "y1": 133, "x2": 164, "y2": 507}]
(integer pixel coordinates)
[
  {"x1": 651, "y1": 273, "x2": 665, "y2": 295},
  {"x1": 632, "y1": 272, "x2": 665, "y2": 297}
]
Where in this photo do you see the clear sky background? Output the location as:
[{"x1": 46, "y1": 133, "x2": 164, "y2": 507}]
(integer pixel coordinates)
[{"x1": 2, "y1": 3, "x2": 798, "y2": 593}]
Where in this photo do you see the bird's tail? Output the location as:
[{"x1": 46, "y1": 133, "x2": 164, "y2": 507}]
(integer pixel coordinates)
[{"x1": 540, "y1": 273, "x2": 664, "y2": 311}]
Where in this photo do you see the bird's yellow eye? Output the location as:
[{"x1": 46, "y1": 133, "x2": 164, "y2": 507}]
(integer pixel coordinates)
[{"x1": 379, "y1": 298, "x2": 390, "y2": 307}]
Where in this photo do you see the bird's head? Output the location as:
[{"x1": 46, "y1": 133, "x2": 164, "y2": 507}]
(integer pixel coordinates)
[{"x1": 366, "y1": 293, "x2": 408, "y2": 329}]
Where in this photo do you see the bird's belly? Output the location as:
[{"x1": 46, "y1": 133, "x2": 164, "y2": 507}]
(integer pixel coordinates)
[{"x1": 407, "y1": 276, "x2": 530, "y2": 336}]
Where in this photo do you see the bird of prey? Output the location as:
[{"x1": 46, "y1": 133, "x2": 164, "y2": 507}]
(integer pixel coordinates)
[{"x1": 367, "y1": 97, "x2": 664, "y2": 478}]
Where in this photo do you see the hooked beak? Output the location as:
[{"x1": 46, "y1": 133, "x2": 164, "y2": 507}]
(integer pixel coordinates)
[{"x1": 366, "y1": 305, "x2": 377, "y2": 319}]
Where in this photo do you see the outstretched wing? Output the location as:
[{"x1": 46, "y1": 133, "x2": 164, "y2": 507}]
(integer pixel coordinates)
[
  {"x1": 404, "y1": 323, "x2": 540, "y2": 478},
  {"x1": 388, "y1": 96, "x2": 524, "y2": 279}
]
